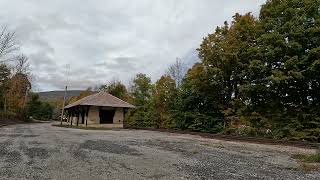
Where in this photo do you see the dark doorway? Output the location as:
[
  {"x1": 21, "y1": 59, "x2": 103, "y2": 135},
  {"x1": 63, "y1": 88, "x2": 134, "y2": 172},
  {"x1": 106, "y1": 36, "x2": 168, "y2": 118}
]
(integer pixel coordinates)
[{"x1": 99, "y1": 109, "x2": 115, "y2": 124}]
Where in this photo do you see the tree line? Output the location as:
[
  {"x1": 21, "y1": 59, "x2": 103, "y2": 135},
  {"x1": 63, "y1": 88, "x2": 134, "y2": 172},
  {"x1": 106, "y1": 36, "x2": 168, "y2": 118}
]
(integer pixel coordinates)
[
  {"x1": 94, "y1": 0, "x2": 319, "y2": 142},
  {"x1": 0, "y1": 26, "x2": 53, "y2": 121}
]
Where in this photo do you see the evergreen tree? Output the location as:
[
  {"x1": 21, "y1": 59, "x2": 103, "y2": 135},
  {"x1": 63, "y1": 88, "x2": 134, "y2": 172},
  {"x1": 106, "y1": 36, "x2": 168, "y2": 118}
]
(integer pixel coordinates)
[
  {"x1": 27, "y1": 93, "x2": 53, "y2": 120},
  {"x1": 125, "y1": 73, "x2": 153, "y2": 127}
]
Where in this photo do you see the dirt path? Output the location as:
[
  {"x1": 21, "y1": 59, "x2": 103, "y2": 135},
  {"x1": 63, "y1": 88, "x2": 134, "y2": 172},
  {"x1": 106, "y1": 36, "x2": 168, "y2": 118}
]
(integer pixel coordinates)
[{"x1": 0, "y1": 123, "x2": 319, "y2": 180}]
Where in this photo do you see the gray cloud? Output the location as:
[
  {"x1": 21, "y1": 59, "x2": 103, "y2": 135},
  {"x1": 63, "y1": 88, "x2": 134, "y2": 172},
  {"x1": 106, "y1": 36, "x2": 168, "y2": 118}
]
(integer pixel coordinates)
[
  {"x1": 96, "y1": 57, "x2": 140, "y2": 72},
  {"x1": 0, "y1": 0, "x2": 266, "y2": 91}
]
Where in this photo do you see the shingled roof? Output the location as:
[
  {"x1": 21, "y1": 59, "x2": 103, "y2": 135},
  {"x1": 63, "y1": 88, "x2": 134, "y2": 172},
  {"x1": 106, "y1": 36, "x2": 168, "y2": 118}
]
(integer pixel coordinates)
[{"x1": 64, "y1": 91, "x2": 135, "y2": 109}]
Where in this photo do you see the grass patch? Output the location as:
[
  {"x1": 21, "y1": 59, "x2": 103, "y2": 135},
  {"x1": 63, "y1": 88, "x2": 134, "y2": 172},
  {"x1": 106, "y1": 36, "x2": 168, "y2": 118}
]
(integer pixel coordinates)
[
  {"x1": 292, "y1": 152, "x2": 320, "y2": 172},
  {"x1": 293, "y1": 153, "x2": 320, "y2": 163}
]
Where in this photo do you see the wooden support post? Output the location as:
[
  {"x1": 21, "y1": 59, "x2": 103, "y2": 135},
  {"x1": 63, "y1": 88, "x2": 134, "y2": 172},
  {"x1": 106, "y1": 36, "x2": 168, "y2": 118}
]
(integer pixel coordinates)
[
  {"x1": 65, "y1": 110, "x2": 67, "y2": 124},
  {"x1": 76, "y1": 117, "x2": 79, "y2": 126},
  {"x1": 69, "y1": 112, "x2": 72, "y2": 125},
  {"x1": 70, "y1": 109, "x2": 73, "y2": 126},
  {"x1": 85, "y1": 106, "x2": 90, "y2": 127},
  {"x1": 76, "y1": 108, "x2": 79, "y2": 127},
  {"x1": 81, "y1": 107, "x2": 85, "y2": 124}
]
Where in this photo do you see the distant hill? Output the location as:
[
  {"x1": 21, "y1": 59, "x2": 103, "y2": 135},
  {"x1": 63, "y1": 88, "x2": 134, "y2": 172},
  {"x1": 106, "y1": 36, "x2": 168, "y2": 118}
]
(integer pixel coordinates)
[{"x1": 38, "y1": 90, "x2": 87, "y2": 101}]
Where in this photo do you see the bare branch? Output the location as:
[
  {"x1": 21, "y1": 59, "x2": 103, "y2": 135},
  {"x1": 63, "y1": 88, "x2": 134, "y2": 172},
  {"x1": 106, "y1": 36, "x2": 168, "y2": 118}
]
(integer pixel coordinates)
[
  {"x1": 14, "y1": 54, "x2": 30, "y2": 74},
  {"x1": 166, "y1": 57, "x2": 187, "y2": 87},
  {"x1": 0, "y1": 26, "x2": 19, "y2": 62}
]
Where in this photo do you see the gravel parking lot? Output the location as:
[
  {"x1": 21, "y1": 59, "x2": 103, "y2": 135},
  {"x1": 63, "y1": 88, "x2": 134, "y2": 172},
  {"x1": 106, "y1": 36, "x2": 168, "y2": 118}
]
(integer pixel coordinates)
[{"x1": 0, "y1": 123, "x2": 319, "y2": 180}]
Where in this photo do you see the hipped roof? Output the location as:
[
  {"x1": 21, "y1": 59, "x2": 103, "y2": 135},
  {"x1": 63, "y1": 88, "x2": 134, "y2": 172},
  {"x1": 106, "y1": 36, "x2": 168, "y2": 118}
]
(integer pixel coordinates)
[{"x1": 64, "y1": 91, "x2": 135, "y2": 109}]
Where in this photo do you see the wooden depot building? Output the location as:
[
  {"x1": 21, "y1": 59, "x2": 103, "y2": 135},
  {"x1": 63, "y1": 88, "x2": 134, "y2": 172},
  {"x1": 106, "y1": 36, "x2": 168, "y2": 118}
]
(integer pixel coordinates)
[{"x1": 64, "y1": 91, "x2": 135, "y2": 128}]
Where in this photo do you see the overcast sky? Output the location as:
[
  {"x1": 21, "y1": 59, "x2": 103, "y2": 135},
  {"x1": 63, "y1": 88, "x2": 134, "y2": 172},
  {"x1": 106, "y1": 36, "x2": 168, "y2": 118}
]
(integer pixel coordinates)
[{"x1": 0, "y1": 0, "x2": 266, "y2": 91}]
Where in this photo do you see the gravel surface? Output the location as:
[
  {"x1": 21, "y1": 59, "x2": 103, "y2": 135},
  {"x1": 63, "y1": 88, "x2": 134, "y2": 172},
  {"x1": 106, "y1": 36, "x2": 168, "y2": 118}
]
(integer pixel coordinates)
[{"x1": 0, "y1": 123, "x2": 319, "y2": 180}]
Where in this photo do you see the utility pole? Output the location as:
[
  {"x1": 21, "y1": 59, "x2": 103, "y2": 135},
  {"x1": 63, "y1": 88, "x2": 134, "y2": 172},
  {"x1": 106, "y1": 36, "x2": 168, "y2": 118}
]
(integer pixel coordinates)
[
  {"x1": 60, "y1": 64, "x2": 70, "y2": 126},
  {"x1": 60, "y1": 85, "x2": 67, "y2": 125}
]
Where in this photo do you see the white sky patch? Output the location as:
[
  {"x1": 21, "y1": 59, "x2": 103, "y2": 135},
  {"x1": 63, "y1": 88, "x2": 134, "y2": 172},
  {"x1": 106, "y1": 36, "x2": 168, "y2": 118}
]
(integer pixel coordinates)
[{"x1": 0, "y1": 0, "x2": 266, "y2": 91}]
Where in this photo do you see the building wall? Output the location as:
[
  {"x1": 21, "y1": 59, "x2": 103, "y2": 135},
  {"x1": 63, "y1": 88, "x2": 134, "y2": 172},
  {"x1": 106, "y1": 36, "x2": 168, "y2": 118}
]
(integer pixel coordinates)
[
  {"x1": 87, "y1": 106, "x2": 124, "y2": 128},
  {"x1": 113, "y1": 107, "x2": 124, "y2": 125},
  {"x1": 87, "y1": 106, "x2": 100, "y2": 124},
  {"x1": 70, "y1": 116, "x2": 79, "y2": 125}
]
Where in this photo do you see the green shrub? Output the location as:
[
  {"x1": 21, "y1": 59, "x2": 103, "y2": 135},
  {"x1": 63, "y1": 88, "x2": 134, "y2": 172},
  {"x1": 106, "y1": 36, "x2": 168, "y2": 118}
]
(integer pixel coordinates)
[
  {"x1": 0, "y1": 110, "x2": 17, "y2": 120},
  {"x1": 293, "y1": 153, "x2": 320, "y2": 163}
]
